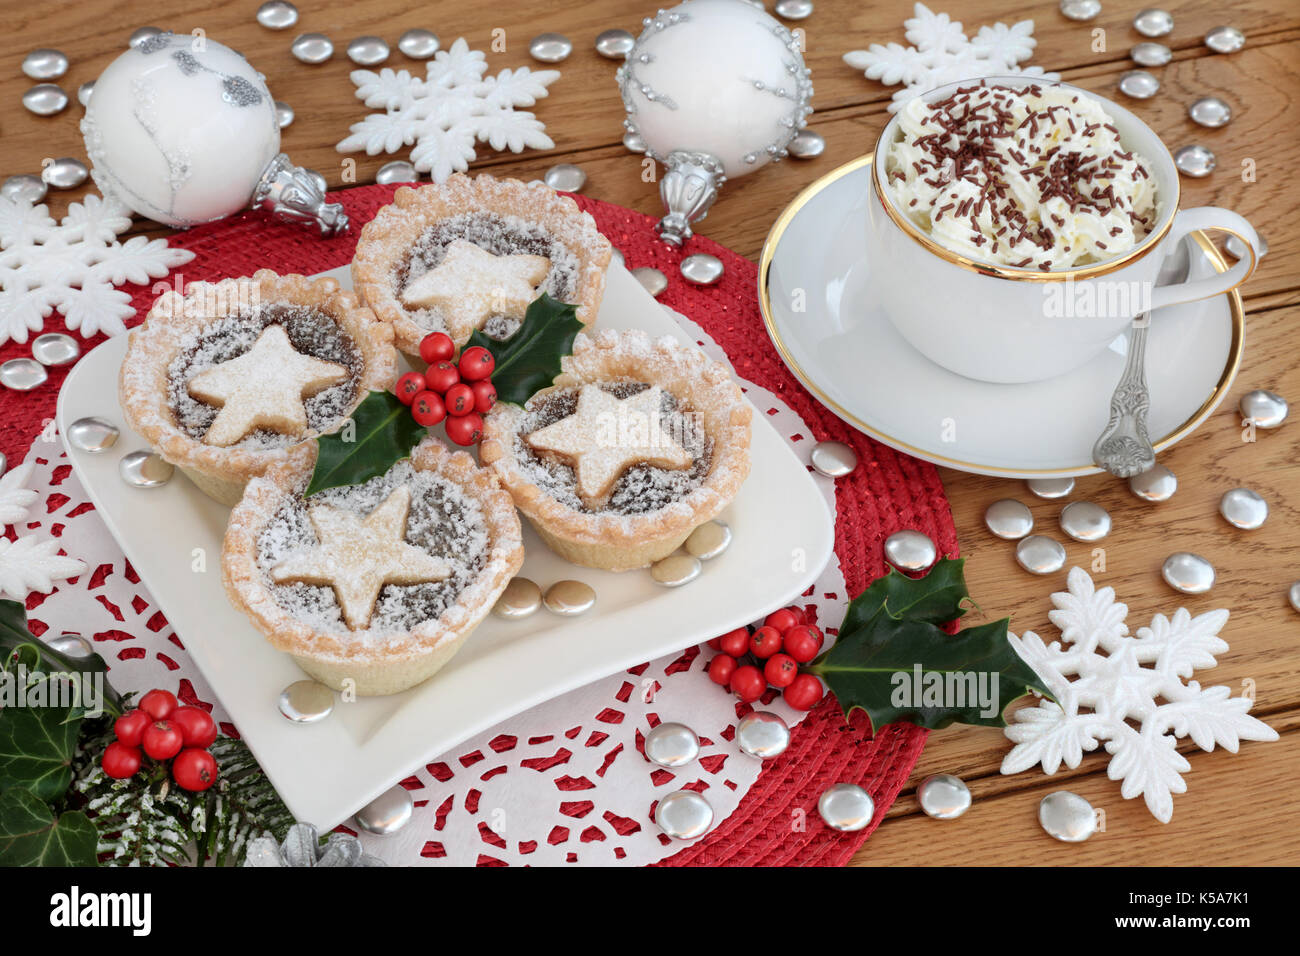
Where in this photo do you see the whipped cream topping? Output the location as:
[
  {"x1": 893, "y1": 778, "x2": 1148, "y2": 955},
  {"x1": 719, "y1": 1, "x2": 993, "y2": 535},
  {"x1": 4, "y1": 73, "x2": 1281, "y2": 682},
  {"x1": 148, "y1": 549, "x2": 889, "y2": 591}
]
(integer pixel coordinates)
[{"x1": 884, "y1": 83, "x2": 1158, "y2": 270}]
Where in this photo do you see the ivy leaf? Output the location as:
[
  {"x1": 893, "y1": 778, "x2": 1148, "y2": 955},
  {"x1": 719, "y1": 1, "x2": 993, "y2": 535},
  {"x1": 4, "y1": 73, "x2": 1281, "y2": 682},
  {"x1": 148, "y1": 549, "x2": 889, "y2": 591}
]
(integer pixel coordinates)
[
  {"x1": 0, "y1": 599, "x2": 122, "y2": 716},
  {"x1": 305, "y1": 390, "x2": 425, "y2": 497},
  {"x1": 466, "y1": 293, "x2": 583, "y2": 405},
  {"x1": 809, "y1": 558, "x2": 1052, "y2": 731},
  {"x1": 0, "y1": 788, "x2": 98, "y2": 866},
  {"x1": 0, "y1": 684, "x2": 83, "y2": 801}
]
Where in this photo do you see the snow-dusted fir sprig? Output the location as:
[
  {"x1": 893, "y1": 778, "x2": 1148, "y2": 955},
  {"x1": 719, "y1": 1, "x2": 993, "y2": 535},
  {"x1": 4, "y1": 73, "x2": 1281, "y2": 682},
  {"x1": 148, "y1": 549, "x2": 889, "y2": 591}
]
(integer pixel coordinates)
[
  {"x1": 0, "y1": 192, "x2": 194, "y2": 346},
  {"x1": 1002, "y1": 568, "x2": 1278, "y2": 823},
  {"x1": 336, "y1": 37, "x2": 560, "y2": 183},
  {"x1": 842, "y1": 3, "x2": 1059, "y2": 112}
]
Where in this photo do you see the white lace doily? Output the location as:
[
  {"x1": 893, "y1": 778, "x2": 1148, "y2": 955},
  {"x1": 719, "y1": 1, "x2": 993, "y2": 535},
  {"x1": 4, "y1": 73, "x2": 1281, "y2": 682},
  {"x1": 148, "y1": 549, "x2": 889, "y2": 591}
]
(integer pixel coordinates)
[{"x1": 18, "y1": 313, "x2": 848, "y2": 866}]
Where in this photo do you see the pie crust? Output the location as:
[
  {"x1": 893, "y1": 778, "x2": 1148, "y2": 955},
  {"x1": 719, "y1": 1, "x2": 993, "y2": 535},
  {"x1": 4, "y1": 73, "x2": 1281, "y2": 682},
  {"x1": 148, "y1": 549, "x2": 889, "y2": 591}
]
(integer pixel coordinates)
[
  {"x1": 222, "y1": 439, "x2": 524, "y2": 696},
  {"x1": 119, "y1": 270, "x2": 398, "y2": 506},
  {"x1": 351, "y1": 173, "x2": 611, "y2": 354},
  {"x1": 480, "y1": 329, "x2": 753, "y2": 571}
]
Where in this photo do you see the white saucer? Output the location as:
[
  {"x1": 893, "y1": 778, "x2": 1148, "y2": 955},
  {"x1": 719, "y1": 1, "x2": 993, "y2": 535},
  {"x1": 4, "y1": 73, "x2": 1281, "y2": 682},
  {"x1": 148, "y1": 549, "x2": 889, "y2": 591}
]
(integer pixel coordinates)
[{"x1": 758, "y1": 157, "x2": 1244, "y2": 478}]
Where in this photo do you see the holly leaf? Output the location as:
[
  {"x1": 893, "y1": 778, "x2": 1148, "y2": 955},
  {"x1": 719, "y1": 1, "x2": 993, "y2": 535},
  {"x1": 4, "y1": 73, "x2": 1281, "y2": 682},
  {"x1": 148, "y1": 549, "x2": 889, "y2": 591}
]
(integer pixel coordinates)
[
  {"x1": 0, "y1": 788, "x2": 98, "y2": 867},
  {"x1": 466, "y1": 293, "x2": 583, "y2": 405},
  {"x1": 305, "y1": 390, "x2": 425, "y2": 496},
  {"x1": 0, "y1": 599, "x2": 122, "y2": 716},
  {"x1": 809, "y1": 558, "x2": 1052, "y2": 731}
]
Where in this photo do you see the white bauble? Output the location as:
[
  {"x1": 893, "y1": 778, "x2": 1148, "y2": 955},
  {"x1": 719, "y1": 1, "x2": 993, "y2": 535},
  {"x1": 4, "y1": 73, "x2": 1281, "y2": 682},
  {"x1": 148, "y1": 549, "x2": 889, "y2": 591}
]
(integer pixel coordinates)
[
  {"x1": 81, "y1": 33, "x2": 280, "y2": 227},
  {"x1": 619, "y1": 0, "x2": 813, "y2": 178}
]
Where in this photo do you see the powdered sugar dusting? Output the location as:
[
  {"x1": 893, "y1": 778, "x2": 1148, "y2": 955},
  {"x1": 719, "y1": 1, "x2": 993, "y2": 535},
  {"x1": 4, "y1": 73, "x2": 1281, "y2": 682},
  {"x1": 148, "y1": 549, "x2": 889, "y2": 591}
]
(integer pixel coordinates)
[
  {"x1": 396, "y1": 212, "x2": 580, "y2": 335},
  {"x1": 167, "y1": 304, "x2": 362, "y2": 449},
  {"x1": 255, "y1": 461, "x2": 490, "y2": 642},
  {"x1": 514, "y1": 382, "x2": 712, "y2": 515}
]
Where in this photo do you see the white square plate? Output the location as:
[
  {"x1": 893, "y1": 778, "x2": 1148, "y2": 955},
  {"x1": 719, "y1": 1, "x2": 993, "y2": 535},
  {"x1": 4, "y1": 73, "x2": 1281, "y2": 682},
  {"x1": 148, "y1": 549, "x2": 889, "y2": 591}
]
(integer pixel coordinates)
[{"x1": 56, "y1": 262, "x2": 834, "y2": 829}]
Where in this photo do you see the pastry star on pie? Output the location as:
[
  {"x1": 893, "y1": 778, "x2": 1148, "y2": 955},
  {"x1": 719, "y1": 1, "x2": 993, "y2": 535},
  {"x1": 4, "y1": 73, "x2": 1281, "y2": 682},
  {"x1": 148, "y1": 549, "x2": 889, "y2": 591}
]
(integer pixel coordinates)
[
  {"x1": 525, "y1": 384, "x2": 693, "y2": 505},
  {"x1": 187, "y1": 324, "x2": 350, "y2": 447},
  {"x1": 270, "y1": 486, "x2": 451, "y2": 629},
  {"x1": 399, "y1": 239, "x2": 550, "y2": 338}
]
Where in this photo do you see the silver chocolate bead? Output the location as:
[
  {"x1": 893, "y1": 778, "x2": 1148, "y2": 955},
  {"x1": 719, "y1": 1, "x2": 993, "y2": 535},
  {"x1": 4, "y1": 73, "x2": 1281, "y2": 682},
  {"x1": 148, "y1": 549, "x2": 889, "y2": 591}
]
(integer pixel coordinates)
[
  {"x1": 1162, "y1": 552, "x2": 1215, "y2": 594},
  {"x1": 66, "y1": 417, "x2": 119, "y2": 453},
  {"x1": 1218, "y1": 488, "x2": 1268, "y2": 530},
  {"x1": 809, "y1": 440, "x2": 857, "y2": 478},
  {"x1": 644, "y1": 722, "x2": 700, "y2": 767},
  {"x1": 118, "y1": 450, "x2": 173, "y2": 488},
  {"x1": 347, "y1": 36, "x2": 390, "y2": 67},
  {"x1": 375, "y1": 160, "x2": 419, "y2": 185},
  {"x1": 1131, "y1": 42, "x2": 1172, "y2": 67},
  {"x1": 680, "y1": 253, "x2": 724, "y2": 285},
  {"x1": 32, "y1": 332, "x2": 80, "y2": 366},
  {"x1": 291, "y1": 33, "x2": 334, "y2": 64},
  {"x1": 1239, "y1": 389, "x2": 1287, "y2": 428},
  {"x1": 631, "y1": 266, "x2": 668, "y2": 296},
  {"x1": 1059, "y1": 501, "x2": 1111, "y2": 542},
  {"x1": 529, "y1": 33, "x2": 573, "y2": 64},
  {"x1": 655, "y1": 790, "x2": 714, "y2": 840},
  {"x1": 1027, "y1": 476, "x2": 1074, "y2": 499},
  {"x1": 1039, "y1": 791, "x2": 1097, "y2": 842},
  {"x1": 594, "y1": 29, "x2": 635, "y2": 59},
  {"x1": 0, "y1": 358, "x2": 48, "y2": 391},
  {"x1": 650, "y1": 554, "x2": 702, "y2": 587},
  {"x1": 398, "y1": 29, "x2": 439, "y2": 59},
  {"x1": 917, "y1": 774, "x2": 971, "y2": 820},
  {"x1": 22, "y1": 84, "x2": 69, "y2": 117},
  {"x1": 984, "y1": 499, "x2": 1033, "y2": 540},
  {"x1": 818, "y1": 783, "x2": 875, "y2": 832},
  {"x1": 493, "y1": 577, "x2": 542, "y2": 619},
  {"x1": 787, "y1": 129, "x2": 826, "y2": 159},
  {"x1": 884, "y1": 529, "x2": 937, "y2": 572},
  {"x1": 1016, "y1": 535, "x2": 1066, "y2": 575},
  {"x1": 1133, "y1": 9, "x2": 1173, "y2": 37},
  {"x1": 256, "y1": 1, "x2": 299, "y2": 30},
  {"x1": 1204, "y1": 26, "x2": 1245, "y2": 54},
  {"x1": 1174, "y1": 144, "x2": 1216, "y2": 178},
  {"x1": 1059, "y1": 0, "x2": 1101, "y2": 22},
  {"x1": 1128, "y1": 463, "x2": 1177, "y2": 502},
  {"x1": 1118, "y1": 70, "x2": 1160, "y2": 100},
  {"x1": 354, "y1": 785, "x2": 414, "y2": 835},
  {"x1": 278, "y1": 679, "x2": 334, "y2": 722},
  {"x1": 544, "y1": 580, "x2": 596, "y2": 615},
  {"x1": 685, "y1": 520, "x2": 732, "y2": 560},
  {"x1": 41, "y1": 157, "x2": 89, "y2": 190},
  {"x1": 543, "y1": 163, "x2": 586, "y2": 192},
  {"x1": 735, "y1": 711, "x2": 790, "y2": 759},
  {"x1": 1188, "y1": 96, "x2": 1231, "y2": 128},
  {"x1": 2, "y1": 174, "x2": 47, "y2": 204},
  {"x1": 22, "y1": 49, "x2": 69, "y2": 81}
]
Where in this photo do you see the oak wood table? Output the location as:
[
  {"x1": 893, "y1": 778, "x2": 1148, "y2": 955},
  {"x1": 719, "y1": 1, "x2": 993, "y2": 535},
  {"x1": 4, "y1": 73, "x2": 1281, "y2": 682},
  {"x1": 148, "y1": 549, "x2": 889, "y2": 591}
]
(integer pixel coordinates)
[{"x1": 4, "y1": 0, "x2": 1296, "y2": 866}]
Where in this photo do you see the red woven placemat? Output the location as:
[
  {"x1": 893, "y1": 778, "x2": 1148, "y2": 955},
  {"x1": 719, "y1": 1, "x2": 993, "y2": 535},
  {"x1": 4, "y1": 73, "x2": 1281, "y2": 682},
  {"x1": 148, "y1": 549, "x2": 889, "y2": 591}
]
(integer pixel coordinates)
[{"x1": 0, "y1": 184, "x2": 957, "y2": 866}]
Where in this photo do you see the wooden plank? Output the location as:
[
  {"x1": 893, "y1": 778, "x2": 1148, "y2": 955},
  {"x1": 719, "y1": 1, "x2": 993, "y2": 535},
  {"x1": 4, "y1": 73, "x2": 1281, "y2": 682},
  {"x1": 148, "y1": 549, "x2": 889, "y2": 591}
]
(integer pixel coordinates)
[{"x1": 857, "y1": 727, "x2": 1299, "y2": 865}]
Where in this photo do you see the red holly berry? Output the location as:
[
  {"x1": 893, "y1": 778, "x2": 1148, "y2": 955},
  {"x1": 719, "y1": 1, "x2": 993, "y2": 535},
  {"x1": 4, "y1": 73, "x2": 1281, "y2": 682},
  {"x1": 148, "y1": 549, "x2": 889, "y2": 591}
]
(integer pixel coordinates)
[
  {"x1": 729, "y1": 665, "x2": 766, "y2": 703},
  {"x1": 172, "y1": 748, "x2": 219, "y2": 792},
  {"x1": 394, "y1": 371, "x2": 426, "y2": 405},
  {"x1": 458, "y1": 346, "x2": 495, "y2": 382},
  {"x1": 169, "y1": 706, "x2": 218, "y2": 749},
  {"x1": 783, "y1": 673, "x2": 825, "y2": 711},
  {"x1": 471, "y1": 379, "x2": 497, "y2": 414},
  {"x1": 444, "y1": 411, "x2": 484, "y2": 446},
  {"x1": 782, "y1": 624, "x2": 824, "y2": 664},
  {"x1": 411, "y1": 390, "x2": 447, "y2": 427},
  {"x1": 707, "y1": 655, "x2": 737, "y2": 686},
  {"x1": 706, "y1": 637, "x2": 722, "y2": 651},
  {"x1": 113, "y1": 709, "x2": 150, "y2": 748},
  {"x1": 764, "y1": 653, "x2": 799, "y2": 689},
  {"x1": 424, "y1": 361, "x2": 460, "y2": 394},
  {"x1": 141, "y1": 720, "x2": 184, "y2": 761},
  {"x1": 102, "y1": 741, "x2": 142, "y2": 780},
  {"x1": 419, "y1": 331, "x2": 456, "y2": 365},
  {"x1": 717, "y1": 627, "x2": 749, "y2": 658},
  {"x1": 763, "y1": 608, "x2": 800, "y2": 635},
  {"x1": 138, "y1": 689, "x2": 176, "y2": 721},
  {"x1": 749, "y1": 625, "x2": 783, "y2": 659},
  {"x1": 444, "y1": 383, "x2": 475, "y2": 416}
]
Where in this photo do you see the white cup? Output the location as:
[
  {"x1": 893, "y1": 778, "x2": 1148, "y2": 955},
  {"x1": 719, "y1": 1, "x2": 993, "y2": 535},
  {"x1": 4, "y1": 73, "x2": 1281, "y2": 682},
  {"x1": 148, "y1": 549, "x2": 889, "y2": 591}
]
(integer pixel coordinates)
[{"x1": 865, "y1": 76, "x2": 1258, "y2": 384}]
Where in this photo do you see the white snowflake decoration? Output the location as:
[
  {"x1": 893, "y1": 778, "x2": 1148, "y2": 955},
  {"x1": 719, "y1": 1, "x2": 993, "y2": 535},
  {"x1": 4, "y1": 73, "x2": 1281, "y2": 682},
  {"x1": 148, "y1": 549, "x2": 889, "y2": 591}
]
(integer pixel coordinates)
[
  {"x1": 843, "y1": 3, "x2": 1060, "y2": 112},
  {"x1": 0, "y1": 537, "x2": 85, "y2": 601},
  {"x1": 337, "y1": 37, "x2": 560, "y2": 183},
  {"x1": 1002, "y1": 567, "x2": 1278, "y2": 823},
  {"x1": 0, "y1": 463, "x2": 39, "y2": 527},
  {"x1": 0, "y1": 192, "x2": 194, "y2": 346}
]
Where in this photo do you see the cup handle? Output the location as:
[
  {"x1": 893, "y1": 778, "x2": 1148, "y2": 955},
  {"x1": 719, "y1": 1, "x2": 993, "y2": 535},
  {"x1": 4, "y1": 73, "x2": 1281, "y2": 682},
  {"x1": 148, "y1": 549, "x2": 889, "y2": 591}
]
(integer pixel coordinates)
[{"x1": 1149, "y1": 207, "x2": 1259, "y2": 311}]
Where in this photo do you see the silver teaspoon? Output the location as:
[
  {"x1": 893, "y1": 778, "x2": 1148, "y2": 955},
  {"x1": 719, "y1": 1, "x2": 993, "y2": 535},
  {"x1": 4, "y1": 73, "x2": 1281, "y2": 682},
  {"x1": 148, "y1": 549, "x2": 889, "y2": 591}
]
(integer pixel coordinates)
[{"x1": 1093, "y1": 311, "x2": 1156, "y2": 477}]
